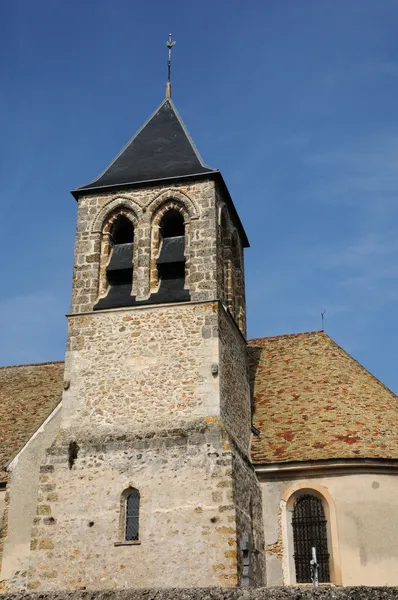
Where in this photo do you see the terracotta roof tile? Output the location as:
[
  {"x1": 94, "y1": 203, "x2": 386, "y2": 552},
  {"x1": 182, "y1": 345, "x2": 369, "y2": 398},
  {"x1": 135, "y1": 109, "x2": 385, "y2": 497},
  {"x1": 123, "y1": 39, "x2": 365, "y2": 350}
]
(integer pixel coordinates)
[
  {"x1": 0, "y1": 361, "x2": 64, "y2": 482},
  {"x1": 248, "y1": 331, "x2": 398, "y2": 464}
]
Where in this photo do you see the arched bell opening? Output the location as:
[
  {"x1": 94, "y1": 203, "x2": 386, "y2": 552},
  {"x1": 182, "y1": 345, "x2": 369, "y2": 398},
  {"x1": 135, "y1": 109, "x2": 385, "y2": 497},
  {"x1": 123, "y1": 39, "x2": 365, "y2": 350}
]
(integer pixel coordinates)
[
  {"x1": 106, "y1": 216, "x2": 134, "y2": 287},
  {"x1": 149, "y1": 207, "x2": 190, "y2": 304},
  {"x1": 94, "y1": 213, "x2": 135, "y2": 310}
]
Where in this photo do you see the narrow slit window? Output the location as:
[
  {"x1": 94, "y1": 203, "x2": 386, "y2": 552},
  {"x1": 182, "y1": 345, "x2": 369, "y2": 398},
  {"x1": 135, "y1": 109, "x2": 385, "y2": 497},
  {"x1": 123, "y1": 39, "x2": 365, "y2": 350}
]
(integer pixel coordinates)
[
  {"x1": 125, "y1": 489, "x2": 140, "y2": 541},
  {"x1": 292, "y1": 494, "x2": 330, "y2": 583}
]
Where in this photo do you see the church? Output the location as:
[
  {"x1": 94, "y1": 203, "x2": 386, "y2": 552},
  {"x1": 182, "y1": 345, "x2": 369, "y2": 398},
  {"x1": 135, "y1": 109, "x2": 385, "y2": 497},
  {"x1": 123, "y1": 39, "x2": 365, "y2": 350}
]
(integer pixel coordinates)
[{"x1": 1, "y1": 67, "x2": 398, "y2": 592}]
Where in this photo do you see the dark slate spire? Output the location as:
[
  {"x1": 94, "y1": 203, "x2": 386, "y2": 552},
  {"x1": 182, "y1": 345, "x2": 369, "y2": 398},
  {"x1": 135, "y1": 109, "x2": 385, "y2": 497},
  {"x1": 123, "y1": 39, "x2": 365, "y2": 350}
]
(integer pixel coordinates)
[{"x1": 72, "y1": 99, "x2": 217, "y2": 195}]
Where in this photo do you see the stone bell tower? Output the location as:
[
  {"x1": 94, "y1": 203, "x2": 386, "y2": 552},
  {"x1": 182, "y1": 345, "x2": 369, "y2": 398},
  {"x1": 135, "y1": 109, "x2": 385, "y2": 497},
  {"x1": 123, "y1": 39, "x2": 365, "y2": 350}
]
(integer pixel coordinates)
[{"x1": 28, "y1": 88, "x2": 265, "y2": 590}]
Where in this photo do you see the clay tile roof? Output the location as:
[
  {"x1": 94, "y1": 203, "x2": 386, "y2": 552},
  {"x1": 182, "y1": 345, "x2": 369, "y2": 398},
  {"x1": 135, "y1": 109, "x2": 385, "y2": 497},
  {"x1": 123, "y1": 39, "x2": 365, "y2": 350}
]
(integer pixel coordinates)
[
  {"x1": 0, "y1": 361, "x2": 64, "y2": 483},
  {"x1": 248, "y1": 331, "x2": 398, "y2": 464}
]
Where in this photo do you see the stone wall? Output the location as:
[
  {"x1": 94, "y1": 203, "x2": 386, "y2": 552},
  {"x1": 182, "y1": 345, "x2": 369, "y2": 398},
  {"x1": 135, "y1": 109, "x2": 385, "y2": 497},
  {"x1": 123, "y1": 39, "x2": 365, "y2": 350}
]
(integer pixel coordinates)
[
  {"x1": 1, "y1": 586, "x2": 397, "y2": 600},
  {"x1": 218, "y1": 309, "x2": 251, "y2": 455},
  {"x1": 27, "y1": 425, "x2": 241, "y2": 591},
  {"x1": 71, "y1": 181, "x2": 219, "y2": 314},
  {"x1": 0, "y1": 407, "x2": 61, "y2": 591},
  {"x1": 215, "y1": 189, "x2": 246, "y2": 337},
  {"x1": 232, "y1": 450, "x2": 265, "y2": 587},
  {"x1": 71, "y1": 181, "x2": 247, "y2": 338},
  {"x1": 25, "y1": 301, "x2": 258, "y2": 591},
  {"x1": 62, "y1": 302, "x2": 220, "y2": 437},
  {"x1": 23, "y1": 172, "x2": 251, "y2": 591},
  {"x1": 0, "y1": 487, "x2": 5, "y2": 579},
  {"x1": 217, "y1": 303, "x2": 264, "y2": 588}
]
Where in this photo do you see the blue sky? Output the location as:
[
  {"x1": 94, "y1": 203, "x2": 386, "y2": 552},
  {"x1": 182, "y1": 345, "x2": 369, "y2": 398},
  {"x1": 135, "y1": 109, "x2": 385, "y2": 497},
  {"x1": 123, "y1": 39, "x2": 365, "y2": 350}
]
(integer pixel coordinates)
[{"x1": 1, "y1": 1, "x2": 398, "y2": 392}]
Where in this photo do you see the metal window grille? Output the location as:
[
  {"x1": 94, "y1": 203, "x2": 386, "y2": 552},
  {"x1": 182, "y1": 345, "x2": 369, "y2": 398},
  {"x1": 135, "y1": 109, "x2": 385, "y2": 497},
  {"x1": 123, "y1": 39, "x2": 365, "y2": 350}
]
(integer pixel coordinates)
[
  {"x1": 125, "y1": 490, "x2": 140, "y2": 541},
  {"x1": 292, "y1": 494, "x2": 330, "y2": 583}
]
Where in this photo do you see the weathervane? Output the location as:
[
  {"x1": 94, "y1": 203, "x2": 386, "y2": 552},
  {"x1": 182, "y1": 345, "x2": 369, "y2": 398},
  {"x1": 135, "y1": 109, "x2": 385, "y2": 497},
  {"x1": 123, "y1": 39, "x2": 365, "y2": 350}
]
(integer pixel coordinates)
[
  {"x1": 165, "y1": 33, "x2": 176, "y2": 99},
  {"x1": 321, "y1": 309, "x2": 326, "y2": 331}
]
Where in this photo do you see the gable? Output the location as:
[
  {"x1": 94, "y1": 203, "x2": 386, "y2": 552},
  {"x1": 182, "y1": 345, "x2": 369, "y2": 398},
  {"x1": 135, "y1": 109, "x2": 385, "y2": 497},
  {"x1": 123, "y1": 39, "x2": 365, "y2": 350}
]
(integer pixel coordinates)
[
  {"x1": 248, "y1": 331, "x2": 398, "y2": 464},
  {"x1": 0, "y1": 361, "x2": 64, "y2": 482}
]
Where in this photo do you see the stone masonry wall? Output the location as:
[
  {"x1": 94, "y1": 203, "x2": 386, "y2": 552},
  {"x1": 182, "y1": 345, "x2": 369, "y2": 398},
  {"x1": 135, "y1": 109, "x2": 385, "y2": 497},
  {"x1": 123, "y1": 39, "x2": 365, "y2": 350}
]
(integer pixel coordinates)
[
  {"x1": 27, "y1": 426, "x2": 240, "y2": 591},
  {"x1": 217, "y1": 308, "x2": 263, "y2": 586},
  {"x1": 62, "y1": 302, "x2": 220, "y2": 437},
  {"x1": 0, "y1": 408, "x2": 61, "y2": 592},
  {"x1": 2, "y1": 587, "x2": 397, "y2": 600},
  {"x1": 27, "y1": 175, "x2": 252, "y2": 591},
  {"x1": 215, "y1": 186, "x2": 246, "y2": 338},
  {"x1": 218, "y1": 308, "x2": 251, "y2": 455},
  {"x1": 71, "y1": 180, "x2": 247, "y2": 338},
  {"x1": 232, "y1": 449, "x2": 265, "y2": 587},
  {"x1": 26, "y1": 302, "x2": 256, "y2": 591},
  {"x1": 71, "y1": 181, "x2": 219, "y2": 314}
]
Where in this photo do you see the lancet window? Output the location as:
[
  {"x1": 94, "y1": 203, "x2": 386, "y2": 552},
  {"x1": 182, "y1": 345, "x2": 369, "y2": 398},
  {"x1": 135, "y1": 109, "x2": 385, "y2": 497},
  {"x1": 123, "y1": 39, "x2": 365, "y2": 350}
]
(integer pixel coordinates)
[{"x1": 125, "y1": 488, "x2": 140, "y2": 542}]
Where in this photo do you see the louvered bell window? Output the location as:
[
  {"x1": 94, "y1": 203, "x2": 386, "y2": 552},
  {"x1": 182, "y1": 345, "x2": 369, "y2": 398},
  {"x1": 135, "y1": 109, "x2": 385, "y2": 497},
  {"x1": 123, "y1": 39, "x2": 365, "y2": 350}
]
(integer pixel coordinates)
[
  {"x1": 292, "y1": 494, "x2": 330, "y2": 583},
  {"x1": 125, "y1": 490, "x2": 140, "y2": 541}
]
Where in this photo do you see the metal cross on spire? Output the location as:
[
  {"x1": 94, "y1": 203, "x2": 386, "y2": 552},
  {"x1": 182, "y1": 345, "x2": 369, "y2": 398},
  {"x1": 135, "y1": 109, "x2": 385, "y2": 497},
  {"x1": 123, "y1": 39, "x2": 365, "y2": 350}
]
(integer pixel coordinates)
[{"x1": 165, "y1": 33, "x2": 176, "y2": 99}]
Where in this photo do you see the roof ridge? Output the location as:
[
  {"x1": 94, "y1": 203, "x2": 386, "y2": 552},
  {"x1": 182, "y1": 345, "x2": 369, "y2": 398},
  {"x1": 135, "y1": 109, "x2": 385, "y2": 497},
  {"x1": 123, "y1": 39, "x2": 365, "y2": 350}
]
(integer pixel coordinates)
[
  {"x1": 249, "y1": 330, "x2": 325, "y2": 343},
  {"x1": 73, "y1": 98, "x2": 170, "y2": 192},
  {"x1": 0, "y1": 360, "x2": 64, "y2": 371},
  {"x1": 167, "y1": 99, "x2": 216, "y2": 172},
  {"x1": 249, "y1": 331, "x2": 397, "y2": 398},
  {"x1": 327, "y1": 336, "x2": 398, "y2": 400}
]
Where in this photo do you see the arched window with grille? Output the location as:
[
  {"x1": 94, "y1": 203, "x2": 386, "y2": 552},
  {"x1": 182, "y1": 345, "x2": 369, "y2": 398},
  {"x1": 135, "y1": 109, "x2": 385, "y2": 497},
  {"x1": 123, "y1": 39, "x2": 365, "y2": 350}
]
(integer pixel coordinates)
[
  {"x1": 292, "y1": 494, "x2": 330, "y2": 583},
  {"x1": 125, "y1": 488, "x2": 140, "y2": 542}
]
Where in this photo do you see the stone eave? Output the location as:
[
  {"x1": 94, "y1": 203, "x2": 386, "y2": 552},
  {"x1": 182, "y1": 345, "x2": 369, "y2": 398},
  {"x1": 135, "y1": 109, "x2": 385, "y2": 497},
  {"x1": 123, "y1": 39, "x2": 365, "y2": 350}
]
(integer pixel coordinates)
[{"x1": 254, "y1": 457, "x2": 398, "y2": 479}]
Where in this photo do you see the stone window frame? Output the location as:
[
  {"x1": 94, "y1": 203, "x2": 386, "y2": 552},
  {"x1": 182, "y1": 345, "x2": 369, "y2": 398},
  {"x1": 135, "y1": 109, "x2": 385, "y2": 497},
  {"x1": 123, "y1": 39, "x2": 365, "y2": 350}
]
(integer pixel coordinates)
[
  {"x1": 281, "y1": 483, "x2": 342, "y2": 585},
  {"x1": 149, "y1": 200, "x2": 191, "y2": 294},
  {"x1": 97, "y1": 207, "x2": 138, "y2": 300},
  {"x1": 114, "y1": 486, "x2": 142, "y2": 547}
]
